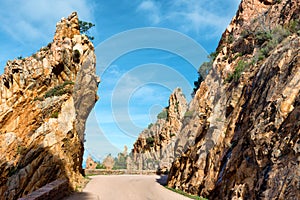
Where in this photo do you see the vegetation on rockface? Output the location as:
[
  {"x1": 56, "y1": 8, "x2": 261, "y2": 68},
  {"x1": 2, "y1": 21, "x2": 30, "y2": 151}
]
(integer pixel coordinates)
[
  {"x1": 148, "y1": 123, "x2": 153, "y2": 129},
  {"x1": 50, "y1": 111, "x2": 59, "y2": 118},
  {"x1": 192, "y1": 73, "x2": 203, "y2": 97},
  {"x1": 226, "y1": 60, "x2": 249, "y2": 82},
  {"x1": 146, "y1": 137, "x2": 155, "y2": 147},
  {"x1": 255, "y1": 26, "x2": 290, "y2": 60},
  {"x1": 33, "y1": 96, "x2": 44, "y2": 101},
  {"x1": 287, "y1": 19, "x2": 300, "y2": 34},
  {"x1": 78, "y1": 20, "x2": 95, "y2": 40},
  {"x1": 184, "y1": 110, "x2": 194, "y2": 118},
  {"x1": 16, "y1": 145, "x2": 27, "y2": 155},
  {"x1": 44, "y1": 81, "x2": 74, "y2": 98},
  {"x1": 192, "y1": 53, "x2": 215, "y2": 97},
  {"x1": 157, "y1": 109, "x2": 168, "y2": 119},
  {"x1": 226, "y1": 20, "x2": 300, "y2": 83},
  {"x1": 169, "y1": 133, "x2": 176, "y2": 137}
]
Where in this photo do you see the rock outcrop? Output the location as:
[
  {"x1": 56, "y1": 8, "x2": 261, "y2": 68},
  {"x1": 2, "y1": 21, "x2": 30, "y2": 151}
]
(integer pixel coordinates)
[
  {"x1": 167, "y1": 0, "x2": 300, "y2": 199},
  {"x1": 85, "y1": 155, "x2": 97, "y2": 170},
  {"x1": 131, "y1": 88, "x2": 188, "y2": 171},
  {"x1": 0, "y1": 12, "x2": 99, "y2": 199}
]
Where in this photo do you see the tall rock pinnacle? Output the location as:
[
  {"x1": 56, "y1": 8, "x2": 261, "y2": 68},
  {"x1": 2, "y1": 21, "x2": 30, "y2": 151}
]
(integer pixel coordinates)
[{"x1": 0, "y1": 12, "x2": 99, "y2": 199}]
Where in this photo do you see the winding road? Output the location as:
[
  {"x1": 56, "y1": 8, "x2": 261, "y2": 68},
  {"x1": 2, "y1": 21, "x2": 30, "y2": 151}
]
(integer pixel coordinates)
[{"x1": 64, "y1": 175, "x2": 191, "y2": 200}]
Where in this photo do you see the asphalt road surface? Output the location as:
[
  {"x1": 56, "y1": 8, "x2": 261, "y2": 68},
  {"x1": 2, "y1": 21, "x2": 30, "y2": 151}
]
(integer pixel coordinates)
[{"x1": 64, "y1": 175, "x2": 192, "y2": 200}]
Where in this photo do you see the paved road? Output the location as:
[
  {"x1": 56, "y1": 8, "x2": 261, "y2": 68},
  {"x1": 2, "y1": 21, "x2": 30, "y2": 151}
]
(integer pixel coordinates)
[{"x1": 64, "y1": 175, "x2": 192, "y2": 200}]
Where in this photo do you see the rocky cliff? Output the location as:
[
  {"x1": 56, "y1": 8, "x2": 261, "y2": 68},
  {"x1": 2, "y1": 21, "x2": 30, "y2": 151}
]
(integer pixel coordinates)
[
  {"x1": 167, "y1": 0, "x2": 300, "y2": 199},
  {"x1": 0, "y1": 12, "x2": 99, "y2": 199},
  {"x1": 131, "y1": 88, "x2": 188, "y2": 171},
  {"x1": 85, "y1": 155, "x2": 97, "y2": 170}
]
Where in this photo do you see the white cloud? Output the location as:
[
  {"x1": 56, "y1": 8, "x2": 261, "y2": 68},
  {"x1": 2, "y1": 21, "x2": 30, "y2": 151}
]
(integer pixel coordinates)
[
  {"x1": 136, "y1": 0, "x2": 240, "y2": 36},
  {"x1": 0, "y1": 0, "x2": 93, "y2": 44},
  {"x1": 137, "y1": 0, "x2": 161, "y2": 24},
  {"x1": 138, "y1": 0, "x2": 157, "y2": 10}
]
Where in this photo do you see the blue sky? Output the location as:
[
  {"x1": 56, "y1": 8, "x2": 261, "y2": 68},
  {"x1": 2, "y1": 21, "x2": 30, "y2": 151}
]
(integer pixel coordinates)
[{"x1": 0, "y1": 0, "x2": 240, "y2": 161}]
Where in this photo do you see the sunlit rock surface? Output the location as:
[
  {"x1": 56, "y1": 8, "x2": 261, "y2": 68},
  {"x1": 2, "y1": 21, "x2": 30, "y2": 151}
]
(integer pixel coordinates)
[{"x1": 0, "y1": 12, "x2": 99, "y2": 199}]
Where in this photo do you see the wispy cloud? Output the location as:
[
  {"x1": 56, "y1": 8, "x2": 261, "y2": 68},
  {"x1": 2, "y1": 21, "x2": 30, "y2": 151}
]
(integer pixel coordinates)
[
  {"x1": 137, "y1": 0, "x2": 161, "y2": 24},
  {"x1": 136, "y1": 0, "x2": 240, "y2": 37},
  {"x1": 0, "y1": 0, "x2": 93, "y2": 46}
]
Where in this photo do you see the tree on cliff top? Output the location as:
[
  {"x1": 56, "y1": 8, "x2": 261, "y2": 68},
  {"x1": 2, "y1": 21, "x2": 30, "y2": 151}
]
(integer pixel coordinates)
[
  {"x1": 191, "y1": 53, "x2": 214, "y2": 97},
  {"x1": 79, "y1": 20, "x2": 95, "y2": 40}
]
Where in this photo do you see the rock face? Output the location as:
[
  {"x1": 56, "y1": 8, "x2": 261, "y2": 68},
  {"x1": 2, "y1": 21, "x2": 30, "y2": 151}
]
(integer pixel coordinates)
[
  {"x1": 0, "y1": 12, "x2": 99, "y2": 199},
  {"x1": 85, "y1": 156, "x2": 97, "y2": 170},
  {"x1": 131, "y1": 88, "x2": 188, "y2": 171},
  {"x1": 167, "y1": 0, "x2": 300, "y2": 199}
]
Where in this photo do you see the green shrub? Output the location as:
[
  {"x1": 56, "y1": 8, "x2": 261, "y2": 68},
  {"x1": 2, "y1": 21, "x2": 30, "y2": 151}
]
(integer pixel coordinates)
[
  {"x1": 184, "y1": 110, "x2": 194, "y2": 118},
  {"x1": 226, "y1": 60, "x2": 248, "y2": 82},
  {"x1": 146, "y1": 137, "x2": 155, "y2": 147},
  {"x1": 228, "y1": 34, "x2": 234, "y2": 43},
  {"x1": 79, "y1": 20, "x2": 95, "y2": 40},
  {"x1": 170, "y1": 133, "x2": 176, "y2": 137},
  {"x1": 96, "y1": 163, "x2": 105, "y2": 169},
  {"x1": 209, "y1": 51, "x2": 218, "y2": 61},
  {"x1": 287, "y1": 19, "x2": 300, "y2": 34},
  {"x1": 148, "y1": 123, "x2": 153, "y2": 129},
  {"x1": 64, "y1": 81, "x2": 75, "y2": 86},
  {"x1": 233, "y1": 52, "x2": 242, "y2": 60},
  {"x1": 44, "y1": 81, "x2": 74, "y2": 98},
  {"x1": 157, "y1": 110, "x2": 168, "y2": 119},
  {"x1": 34, "y1": 97, "x2": 44, "y2": 101},
  {"x1": 257, "y1": 53, "x2": 265, "y2": 61},
  {"x1": 51, "y1": 111, "x2": 59, "y2": 118},
  {"x1": 192, "y1": 72, "x2": 204, "y2": 97},
  {"x1": 241, "y1": 29, "x2": 251, "y2": 38},
  {"x1": 255, "y1": 30, "x2": 273, "y2": 45},
  {"x1": 192, "y1": 52, "x2": 215, "y2": 97},
  {"x1": 146, "y1": 158, "x2": 154, "y2": 163},
  {"x1": 255, "y1": 26, "x2": 290, "y2": 60},
  {"x1": 272, "y1": 26, "x2": 290, "y2": 43},
  {"x1": 16, "y1": 145, "x2": 26, "y2": 155},
  {"x1": 40, "y1": 46, "x2": 50, "y2": 51}
]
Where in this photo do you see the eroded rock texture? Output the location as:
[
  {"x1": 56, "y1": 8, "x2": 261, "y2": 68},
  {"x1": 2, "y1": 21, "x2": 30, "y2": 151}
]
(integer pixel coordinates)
[
  {"x1": 85, "y1": 155, "x2": 97, "y2": 170},
  {"x1": 167, "y1": 0, "x2": 300, "y2": 199},
  {"x1": 0, "y1": 12, "x2": 99, "y2": 199},
  {"x1": 131, "y1": 88, "x2": 188, "y2": 171}
]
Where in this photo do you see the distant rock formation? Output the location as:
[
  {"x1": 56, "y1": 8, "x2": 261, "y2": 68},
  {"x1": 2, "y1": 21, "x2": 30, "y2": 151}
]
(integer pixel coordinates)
[
  {"x1": 0, "y1": 12, "x2": 99, "y2": 199},
  {"x1": 131, "y1": 88, "x2": 189, "y2": 172},
  {"x1": 103, "y1": 155, "x2": 115, "y2": 170},
  {"x1": 85, "y1": 155, "x2": 97, "y2": 170},
  {"x1": 167, "y1": 0, "x2": 300, "y2": 199}
]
